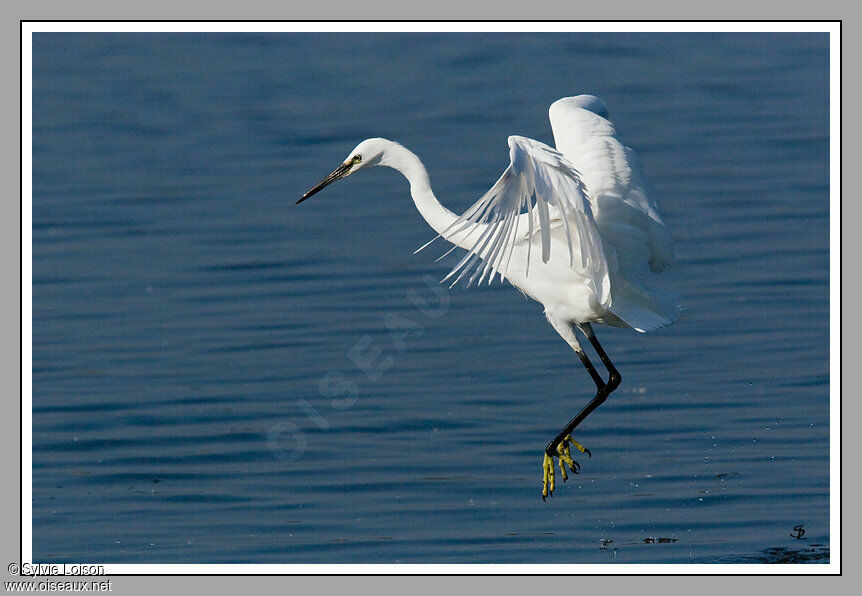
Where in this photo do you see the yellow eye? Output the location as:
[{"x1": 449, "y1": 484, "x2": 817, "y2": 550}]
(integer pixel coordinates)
[{"x1": 352, "y1": 154, "x2": 362, "y2": 163}]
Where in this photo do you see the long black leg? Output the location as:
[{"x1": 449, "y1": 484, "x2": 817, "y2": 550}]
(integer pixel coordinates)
[
  {"x1": 575, "y1": 348, "x2": 605, "y2": 390},
  {"x1": 583, "y1": 323, "x2": 621, "y2": 392},
  {"x1": 545, "y1": 324, "x2": 621, "y2": 457}
]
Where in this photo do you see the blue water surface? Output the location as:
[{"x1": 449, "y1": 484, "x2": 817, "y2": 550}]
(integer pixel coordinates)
[{"x1": 31, "y1": 31, "x2": 830, "y2": 564}]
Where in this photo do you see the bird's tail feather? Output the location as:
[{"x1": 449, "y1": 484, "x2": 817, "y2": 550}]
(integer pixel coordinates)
[{"x1": 607, "y1": 276, "x2": 680, "y2": 333}]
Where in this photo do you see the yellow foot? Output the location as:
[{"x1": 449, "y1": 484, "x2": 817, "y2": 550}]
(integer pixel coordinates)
[{"x1": 541, "y1": 435, "x2": 591, "y2": 500}]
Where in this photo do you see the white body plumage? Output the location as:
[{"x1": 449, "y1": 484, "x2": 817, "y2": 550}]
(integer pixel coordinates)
[
  {"x1": 299, "y1": 94, "x2": 678, "y2": 337},
  {"x1": 298, "y1": 94, "x2": 679, "y2": 497}
]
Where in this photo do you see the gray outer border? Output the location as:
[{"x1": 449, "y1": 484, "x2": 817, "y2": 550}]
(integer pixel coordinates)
[{"x1": 8, "y1": 2, "x2": 848, "y2": 593}]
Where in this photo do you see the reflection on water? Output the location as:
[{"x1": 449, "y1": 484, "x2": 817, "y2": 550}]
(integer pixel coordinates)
[{"x1": 31, "y1": 31, "x2": 830, "y2": 564}]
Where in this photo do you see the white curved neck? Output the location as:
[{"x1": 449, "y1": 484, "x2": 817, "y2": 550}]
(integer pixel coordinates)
[{"x1": 378, "y1": 141, "x2": 477, "y2": 249}]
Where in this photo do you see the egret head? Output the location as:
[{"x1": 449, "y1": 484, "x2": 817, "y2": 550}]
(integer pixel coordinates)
[{"x1": 297, "y1": 138, "x2": 389, "y2": 204}]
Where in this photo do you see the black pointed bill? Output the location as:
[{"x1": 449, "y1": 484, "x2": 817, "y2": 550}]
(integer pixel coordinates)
[{"x1": 297, "y1": 162, "x2": 352, "y2": 204}]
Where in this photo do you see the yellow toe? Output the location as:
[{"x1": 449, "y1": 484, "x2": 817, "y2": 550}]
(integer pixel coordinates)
[
  {"x1": 542, "y1": 436, "x2": 591, "y2": 498},
  {"x1": 564, "y1": 435, "x2": 590, "y2": 455},
  {"x1": 542, "y1": 453, "x2": 555, "y2": 499}
]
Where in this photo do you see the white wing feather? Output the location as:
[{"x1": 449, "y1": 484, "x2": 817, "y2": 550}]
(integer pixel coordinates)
[
  {"x1": 423, "y1": 135, "x2": 608, "y2": 299},
  {"x1": 549, "y1": 95, "x2": 679, "y2": 331},
  {"x1": 549, "y1": 97, "x2": 674, "y2": 277}
]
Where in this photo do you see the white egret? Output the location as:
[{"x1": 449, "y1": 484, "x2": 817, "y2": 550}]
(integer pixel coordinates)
[{"x1": 298, "y1": 95, "x2": 678, "y2": 499}]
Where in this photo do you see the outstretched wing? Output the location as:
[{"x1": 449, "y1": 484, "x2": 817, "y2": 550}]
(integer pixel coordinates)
[
  {"x1": 549, "y1": 96, "x2": 674, "y2": 277},
  {"x1": 423, "y1": 135, "x2": 608, "y2": 298},
  {"x1": 548, "y1": 95, "x2": 678, "y2": 331}
]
